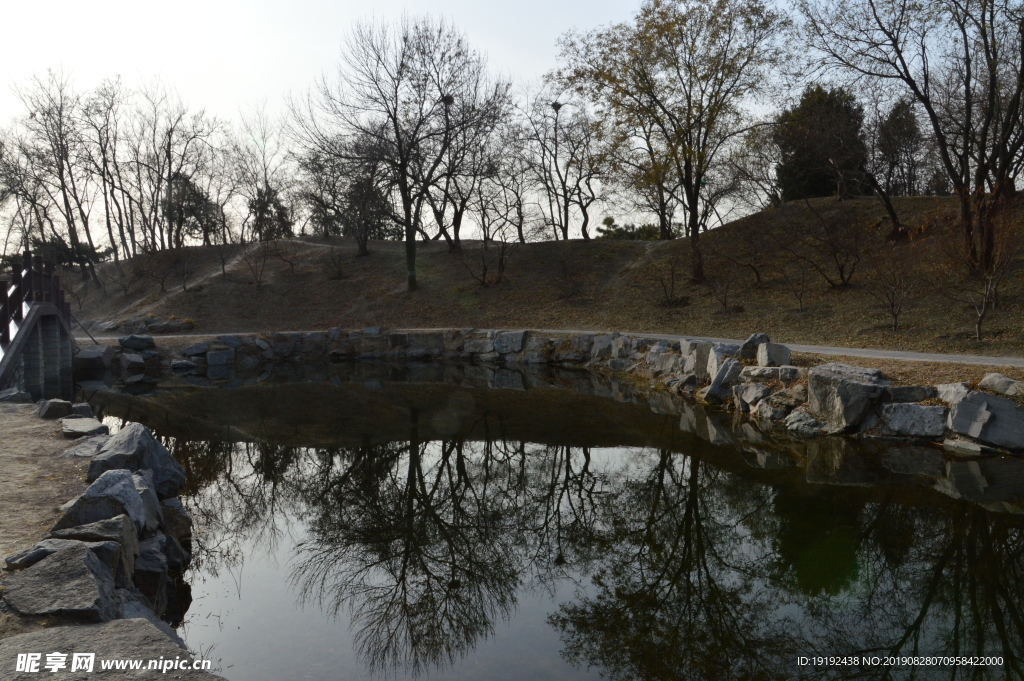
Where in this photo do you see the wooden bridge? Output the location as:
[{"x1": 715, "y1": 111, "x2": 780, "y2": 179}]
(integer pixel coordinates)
[{"x1": 0, "y1": 252, "x2": 76, "y2": 401}]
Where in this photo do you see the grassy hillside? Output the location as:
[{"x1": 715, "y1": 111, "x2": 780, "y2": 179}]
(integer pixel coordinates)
[{"x1": 72, "y1": 195, "x2": 1024, "y2": 356}]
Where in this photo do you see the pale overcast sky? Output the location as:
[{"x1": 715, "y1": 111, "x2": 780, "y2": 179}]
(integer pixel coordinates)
[{"x1": 1, "y1": 0, "x2": 639, "y2": 123}]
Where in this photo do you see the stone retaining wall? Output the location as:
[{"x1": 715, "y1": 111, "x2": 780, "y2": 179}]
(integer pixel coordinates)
[{"x1": 69, "y1": 327, "x2": 1024, "y2": 457}]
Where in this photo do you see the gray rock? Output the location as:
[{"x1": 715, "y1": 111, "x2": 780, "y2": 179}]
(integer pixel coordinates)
[
  {"x1": 116, "y1": 588, "x2": 187, "y2": 649},
  {"x1": 879, "y1": 403, "x2": 946, "y2": 437},
  {"x1": 611, "y1": 336, "x2": 632, "y2": 359},
  {"x1": 2, "y1": 545, "x2": 119, "y2": 622},
  {"x1": 160, "y1": 498, "x2": 193, "y2": 548},
  {"x1": 979, "y1": 372, "x2": 1024, "y2": 397},
  {"x1": 936, "y1": 382, "x2": 970, "y2": 405},
  {"x1": 885, "y1": 385, "x2": 937, "y2": 403},
  {"x1": 62, "y1": 434, "x2": 111, "y2": 458},
  {"x1": 807, "y1": 363, "x2": 887, "y2": 431},
  {"x1": 206, "y1": 348, "x2": 235, "y2": 365},
  {"x1": 182, "y1": 342, "x2": 210, "y2": 356},
  {"x1": 118, "y1": 334, "x2": 155, "y2": 351},
  {"x1": 589, "y1": 335, "x2": 615, "y2": 360},
  {"x1": 328, "y1": 327, "x2": 343, "y2": 340},
  {"x1": 133, "y1": 535, "x2": 169, "y2": 616},
  {"x1": 948, "y1": 391, "x2": 1024, "y2": 450},
  {"x1": 785, "y1": 409, "x2": 826, "y2": 436},
  {"x1": 649, "y1": 351, "x2": 683, "y2": 376},
  {"x1": 0, "y1": 387, "x2": 32, "y2": 402},
  {"x1": 494, "y1": 330, "x2": 527, "y2": 354},
  {"x1": 88, "y1": 423, "x2": 186, "y2": 499},
  {"x1": 72, "y1": 402, "x2": 94, "y2": 417},
  {"x1": 756, "y1": 342, "x2": 791, "y2": 367},
  {"x1": 162, "y1": 533, "x2": 190, "y2": 572},
  {"x1": 733, "y1": 383, "x2": 772, "y2": 413},
  {"x1": 54, "y1": 469, "x2": 148, "y2": 533},
  {"x1": 4, "y1": 539, "x2": 120, "y2": 576},
  {"x1": 464, "y1": 338, "x2": 495, "y2": 354},
  {"x1": 62, "y1": 417, "x2": 109, "y2": 439},
  {"x1": 119, "y1": 352, "x2": 146, "y2": 375},
  {"x1": 49, "y1": 514, "x2": 138, "y2": 581},
  {"x1": 740, "y1": 333, "x2": 771, "y2": 360},
  {"x1": 171, "y1": 359, "x2": 197, "y2": 374},
  {"x1": 741, "y1": 365, "x2": 782, "y2": 381},
  {"x1": 132, "y1": 470, "x2": 164, "y2": 533},
  {"x1": 700, "y1": 358, "x2": 743, "y2": 405},
  {"x1": 754, "y1": 385, "x2": 807, "y2": 420},
  {"x1": 362, "y1": 326, "x2": 382, "y2": 335},
  {"x1": 0, "y1": 618, "x2": 228, "y2": 679},
  {"x1": 705, "y1": 343, "x2": 741, "y2": 380},
  {"x1": 36, "y1": 399, "x2": 74, "y2": 419},
  {"x1": 73, "y1": 345, "x2": 115, "y2": 371},
  {"x1": 216, "y1": 335, "x2": 243, "y2": 348}
]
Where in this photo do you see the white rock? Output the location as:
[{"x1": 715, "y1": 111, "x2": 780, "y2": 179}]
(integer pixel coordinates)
[{"x1": 757, "y1": 342, "x2": 791, "y2": 367}]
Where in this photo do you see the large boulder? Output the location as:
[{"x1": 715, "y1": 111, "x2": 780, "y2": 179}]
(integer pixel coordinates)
[
  {"x1": 979, "y1": 372, "x2": 1024, "y2": 397},
  {"x1": 879, "y1": 403, "x2": 946, "y2": 438},
  {"x1": 733, "y1": 383, "x2": 772, "y2": 413},
  {"x1": 160, "y1": 498, "x2": 193, "y2": 550},
  {"x1": 132, "y1": 470, "x2": 164, "y2": 533},
  {"x1": 705, "y1": 343, "x2": 741, "y2": 380},
  {"x1": 36, "y1": 399, "x2": 74, "y2": 419},
  {"x1": 62, "y1": 417, "x2": 109, "y2": 439},
  {"x1": 4, "y1": 539, "x2": 120, "y2": 575},
  {"x1": 0, "y1": 387, "x2": 32, "y2": 402},
  {"x1": 119, "y1": 352, "x2": 146, "y2": 375},
  {"x1": 53, "y1": 469, "x2": 148, "y2": 533},
  {"x1": 785, "y1": 409, "x2": 826, "y2": 437},
  {"x1": 494, "y1": 330, "x2": 527, "y2": 354},
  {"x1": 2, "y1": 545, "x2": 119, "y2": 622},
  {"x1": 133, "y1": 535, "x2": 170, "y2": 617},
  {"x1": 699, "y1": 358, "x2": 743, "y2": 405},
  {"x1": 0, "y1": 619, "x2": 229, "y2": 679},
  {"x1": 50, "y1": 514, "x2": 139, "y2": 582},
  {"x1": 62, "y1": 434, "x2": 111, "y2": 458},
  {"x1": 87, "y1": 423, "x2": 186, "y2": 499},
  {"x1": 948, "y1": 391, "x2": 1024, "y2": 450},
  {"x1": 936, "y1": 382, "x2": 970, "y2": 405},
  {"x1": 739, "y1": 333, "x2": 770, "y2": 360},
  {"x1": 754, "y1": 385, "x2": 807, "y2": 420},
  {"x1": 73, "y1": 344, "x2": 115, "y2": 373},
  {"x1": 807, "y1": 363, "x2": 887, "y2": 431},
  {"x1": 756, "y1": 343, "x2": 791, "y2": 367},
  {"x1": 118, "y1": 334, "x2": 155, "y2": 351}
]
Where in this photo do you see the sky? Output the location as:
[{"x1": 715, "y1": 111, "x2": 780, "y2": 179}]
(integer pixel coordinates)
[{"x1": 0, "y1": 0, "x2": 639, "y2": 125}]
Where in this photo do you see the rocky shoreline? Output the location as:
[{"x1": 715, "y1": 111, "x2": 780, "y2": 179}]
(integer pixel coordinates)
[
  {"x1": 0, "y1": 413, "x2": 223, "y2": 680},
  {"x1": 65, "y1": 326, "x2": 1024, "y2": 456}
]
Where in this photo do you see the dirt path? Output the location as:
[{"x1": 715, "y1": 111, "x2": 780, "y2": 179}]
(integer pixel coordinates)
[{"x1": 0, "y1": 405, "x2": 90, "y2": 560}]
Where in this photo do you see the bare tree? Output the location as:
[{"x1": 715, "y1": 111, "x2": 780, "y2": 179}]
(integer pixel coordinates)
[
  {"x1": 241, "y1": 242, "x2": 271, "y2": 290},
  {"x1": 296, "y1": 16, "x2": 502, "y2": 291},
  {"x1": 865, "y1": 246, "x2": 917, "y2": 332},
  {"x1": 523, "y1": 91, "x2": 604, "y2": 241},
  {"x1": 801, "y1": 0, "x2": 1024, "y2": 276}
]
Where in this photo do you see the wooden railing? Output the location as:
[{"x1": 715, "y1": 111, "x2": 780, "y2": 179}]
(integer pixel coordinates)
[{"x1": 1, "y1": 251, "x2": 72, "y2": 346}]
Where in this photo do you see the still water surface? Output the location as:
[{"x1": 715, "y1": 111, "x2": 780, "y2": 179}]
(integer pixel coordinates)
[{"x1": 95, "y1": 368, "x2": 1024, "y2": 680}]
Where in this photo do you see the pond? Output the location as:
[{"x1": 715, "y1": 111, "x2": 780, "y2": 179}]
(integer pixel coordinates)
[{"x1": 90, "y1": 362, "x2": 1024, "y2": 680}]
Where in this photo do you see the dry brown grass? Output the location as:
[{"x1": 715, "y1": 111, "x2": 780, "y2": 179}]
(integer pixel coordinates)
[{"x1": 74, "y1": 195, "x2": 1024, "y2": 359}]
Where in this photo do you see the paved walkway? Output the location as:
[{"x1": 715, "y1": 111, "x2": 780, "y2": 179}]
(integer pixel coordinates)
[{"x1": 75, "y1": 327, "x2": 1024, "y2": 368}]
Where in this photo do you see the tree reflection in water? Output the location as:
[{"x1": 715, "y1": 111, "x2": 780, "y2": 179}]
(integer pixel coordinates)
[{"x1": 164, "y1": 423, "x2": 1024, "y2": 680}]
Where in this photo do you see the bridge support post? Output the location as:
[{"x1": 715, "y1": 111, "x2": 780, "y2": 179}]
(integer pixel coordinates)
[
  {"x1": 59, "y1": 319, "x2": 74, "y2": 400},
  {"x1": 22, "y1": 322, "x2": 43, "y2": 401},
  {"x1": 41, "y1": 315, "x2": 62, "y2": 399}
]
